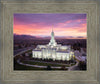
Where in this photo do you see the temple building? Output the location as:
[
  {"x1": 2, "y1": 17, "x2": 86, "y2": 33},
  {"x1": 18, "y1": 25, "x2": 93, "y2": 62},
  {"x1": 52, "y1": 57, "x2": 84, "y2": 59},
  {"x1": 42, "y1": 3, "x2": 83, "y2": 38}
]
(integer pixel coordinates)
[{"x1": 32, "y1": 28, "x2": 75, "y2": 61}]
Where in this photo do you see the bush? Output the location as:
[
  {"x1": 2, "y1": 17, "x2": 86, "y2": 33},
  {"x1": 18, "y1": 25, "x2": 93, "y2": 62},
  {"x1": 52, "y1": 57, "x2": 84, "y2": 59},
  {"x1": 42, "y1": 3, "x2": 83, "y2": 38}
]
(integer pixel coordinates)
[{"x1": 46, "y1": 65, "x2": 52, "y2": 70}]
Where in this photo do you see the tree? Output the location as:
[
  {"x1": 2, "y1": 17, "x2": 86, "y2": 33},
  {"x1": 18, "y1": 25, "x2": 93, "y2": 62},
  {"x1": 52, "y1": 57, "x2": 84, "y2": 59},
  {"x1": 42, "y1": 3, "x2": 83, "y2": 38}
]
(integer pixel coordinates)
[
  {"x1": 78, "y1": 62, "x2": 86, "y2": 70},
  {"x1": 46, "y1": 65, "x2": 52, "y2": 70},
  {"x1": 61, "y1": 65, "x2": 66, "y2": 70}
]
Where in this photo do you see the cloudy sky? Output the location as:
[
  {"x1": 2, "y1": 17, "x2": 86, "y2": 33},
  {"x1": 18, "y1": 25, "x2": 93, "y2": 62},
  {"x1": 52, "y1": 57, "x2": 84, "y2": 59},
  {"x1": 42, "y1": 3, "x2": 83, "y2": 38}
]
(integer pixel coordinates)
[{"x1": 14, "y1": 13, "x2": 87, "y2": 39}]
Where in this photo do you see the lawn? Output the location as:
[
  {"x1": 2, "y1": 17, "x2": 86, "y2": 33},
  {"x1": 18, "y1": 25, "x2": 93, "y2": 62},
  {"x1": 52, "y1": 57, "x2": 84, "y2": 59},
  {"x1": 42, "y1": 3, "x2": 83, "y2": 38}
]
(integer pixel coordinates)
[
  {"x1": 14, "y1": 59, "x2": 68, "y2": 70},
  {"x1": 21, "y1": 60, "x2": 71, "y2": 67}
]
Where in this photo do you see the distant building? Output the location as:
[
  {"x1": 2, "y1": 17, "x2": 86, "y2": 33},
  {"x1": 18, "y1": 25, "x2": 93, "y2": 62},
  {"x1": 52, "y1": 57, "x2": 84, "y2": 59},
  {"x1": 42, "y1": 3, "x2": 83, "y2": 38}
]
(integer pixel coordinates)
[
  {"x1": 74, "y1": 48, "x2": 86, "y2": 62},
  {"x1": 74, "y1": 48, "x2": 86, "y2": 57},
  {"x1": 32, "y1": 28, "x2": 74, "y2": 61}
]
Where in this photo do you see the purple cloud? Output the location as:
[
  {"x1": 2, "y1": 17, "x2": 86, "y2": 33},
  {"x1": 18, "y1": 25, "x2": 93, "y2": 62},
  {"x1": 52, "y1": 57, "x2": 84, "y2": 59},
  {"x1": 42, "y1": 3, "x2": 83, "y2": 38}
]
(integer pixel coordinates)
[{"x1": 14, "y1": 13, "x2": 86, "y2": 27}]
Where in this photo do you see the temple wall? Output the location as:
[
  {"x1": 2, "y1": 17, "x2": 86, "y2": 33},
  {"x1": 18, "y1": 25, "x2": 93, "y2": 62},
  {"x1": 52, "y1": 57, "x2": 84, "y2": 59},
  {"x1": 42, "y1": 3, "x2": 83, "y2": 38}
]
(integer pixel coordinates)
[
  {"x1": 32, "y1": 51, "x2": 42, "y2": 58},
  {"x1": 32, "y1": 50, "x2": 73, "y2": 61},
  {"x1": 33, "y1": 50, "x2": 71, "y2": 61}
]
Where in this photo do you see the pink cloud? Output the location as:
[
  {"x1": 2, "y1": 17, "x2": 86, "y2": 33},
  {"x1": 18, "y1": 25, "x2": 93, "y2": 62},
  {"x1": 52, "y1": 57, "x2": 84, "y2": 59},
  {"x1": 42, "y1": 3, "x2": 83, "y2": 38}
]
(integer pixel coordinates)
[{"x1": 14, "y1": 18, "x2": 87, "y2": 39}]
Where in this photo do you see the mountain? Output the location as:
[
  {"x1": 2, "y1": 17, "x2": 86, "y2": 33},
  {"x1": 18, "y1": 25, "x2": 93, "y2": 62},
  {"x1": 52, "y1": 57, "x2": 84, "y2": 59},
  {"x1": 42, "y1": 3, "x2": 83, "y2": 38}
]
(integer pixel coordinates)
[
  {"x1": 14, "y1": 34, "x2": 37, "y2": 40},
  {"x1": 14, "y1": 34, "x2": 86, "y2": 40}
]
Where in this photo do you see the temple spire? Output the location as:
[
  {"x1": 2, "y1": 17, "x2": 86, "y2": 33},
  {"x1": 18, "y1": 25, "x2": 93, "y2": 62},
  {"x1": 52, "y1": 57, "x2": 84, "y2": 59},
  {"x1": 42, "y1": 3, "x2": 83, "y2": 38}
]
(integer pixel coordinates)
[
  {"x1": 52, "y1": 27, "x2": 53, "y2": 32},
  {"x1": 48, "y1": 27, "x2": 57, "y2": 46}
]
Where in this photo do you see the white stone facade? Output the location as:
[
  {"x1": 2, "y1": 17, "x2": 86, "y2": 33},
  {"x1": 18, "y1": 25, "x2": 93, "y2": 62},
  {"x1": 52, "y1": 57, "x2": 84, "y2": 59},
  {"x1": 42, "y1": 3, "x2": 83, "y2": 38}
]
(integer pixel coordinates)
[{"x1": 32, "y1": 29, "x2": 74, "y2": 61}]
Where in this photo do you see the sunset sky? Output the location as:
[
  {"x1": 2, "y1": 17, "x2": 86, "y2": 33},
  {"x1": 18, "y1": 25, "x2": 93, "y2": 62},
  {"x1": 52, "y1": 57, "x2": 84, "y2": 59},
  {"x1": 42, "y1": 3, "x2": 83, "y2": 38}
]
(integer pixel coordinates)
[{"x1": 14, "y1": 14, "x2": 87, "y2": 39}]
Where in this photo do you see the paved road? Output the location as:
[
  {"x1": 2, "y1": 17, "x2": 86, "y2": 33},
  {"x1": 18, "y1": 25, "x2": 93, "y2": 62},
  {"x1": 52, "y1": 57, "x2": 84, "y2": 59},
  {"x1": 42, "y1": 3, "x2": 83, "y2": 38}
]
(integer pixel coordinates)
[
  {"x1": 15, "y1": 48, "x2": 80, "y2": 70},
  {"x1": 68, "y1": 60, "x2": 79, "y2": 70},
  {"x1": 17, "y1": 59, "x2": 79, "y2": 70},
  {"x1": 14, "y1": 47, "x2": 33, "y2": 56},
  {"x1": 25, "y1": 60, "x2": 70, "y2": 66},
  {"x1": 75, "y1": 56, "x2": 86, "y2": 62},
  {"x1": 17, "y1": 59, "x2": 68, "y2": 69}
]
